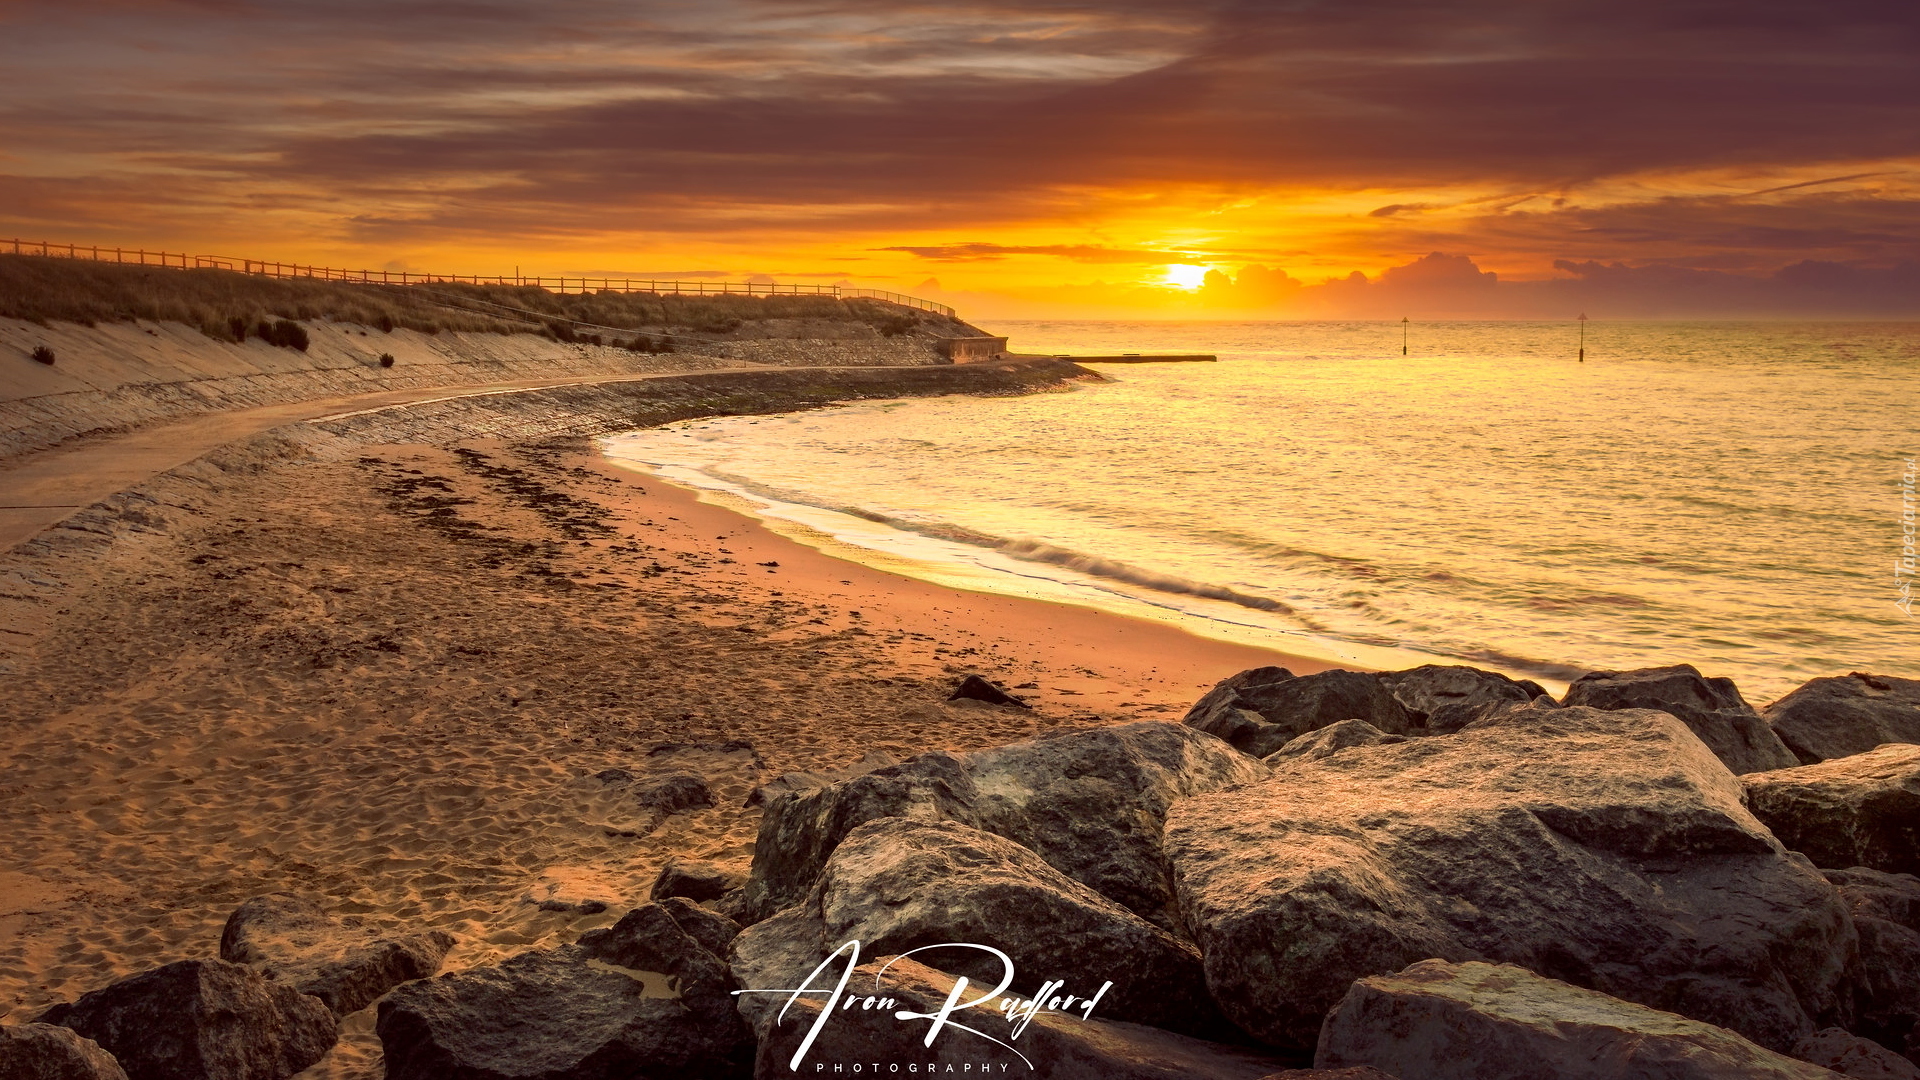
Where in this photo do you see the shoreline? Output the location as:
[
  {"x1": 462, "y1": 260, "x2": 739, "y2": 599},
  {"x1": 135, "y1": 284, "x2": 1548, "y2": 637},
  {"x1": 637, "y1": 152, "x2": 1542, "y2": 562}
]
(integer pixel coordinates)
[
  {"x1": 582, "y1": 448, "x2": 1336, "y2": 714},
  {"x1": 0, "y1": 363, "x2": 1323, "y2": 1078}
]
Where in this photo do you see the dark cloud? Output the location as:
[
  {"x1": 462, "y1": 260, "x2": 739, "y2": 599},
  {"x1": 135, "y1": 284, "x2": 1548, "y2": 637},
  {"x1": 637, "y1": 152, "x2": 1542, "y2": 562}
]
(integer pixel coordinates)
[
  {"x1": 1355, "y1": 189, "x2": 1920, "y2": 271},
  {"x1": 0, "y1": 0, "x2": 1915, "y2": 295},
  {"x1": 1196, "y1": 252, "x2": 1920, "y2": 318}
]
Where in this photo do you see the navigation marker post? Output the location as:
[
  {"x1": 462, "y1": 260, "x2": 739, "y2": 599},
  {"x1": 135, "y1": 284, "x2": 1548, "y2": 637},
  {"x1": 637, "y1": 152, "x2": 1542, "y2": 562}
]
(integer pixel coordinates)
[
  {"x1": 1402, "y1": 316, "x2": 1409, "y2": 356},
  {"x1": 1578, "y1": 312, "x2": 1588, "y2": 362}
]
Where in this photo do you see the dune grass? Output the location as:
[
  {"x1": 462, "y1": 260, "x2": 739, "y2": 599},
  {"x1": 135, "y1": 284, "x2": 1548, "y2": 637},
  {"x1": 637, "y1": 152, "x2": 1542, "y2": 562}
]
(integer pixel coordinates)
[
  {"x1": 0, "y1": 255, "x2": 958, "y2": 345},
  {"x1": 0, "y1": 255, "x2": 519, "y2": 339}
]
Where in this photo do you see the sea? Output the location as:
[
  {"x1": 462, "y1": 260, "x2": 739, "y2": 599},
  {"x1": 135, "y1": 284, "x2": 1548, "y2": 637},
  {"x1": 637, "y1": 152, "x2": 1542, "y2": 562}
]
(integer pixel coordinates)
[{"x1": 602, "y1": 321, "x2": 1920, "y2": 702}]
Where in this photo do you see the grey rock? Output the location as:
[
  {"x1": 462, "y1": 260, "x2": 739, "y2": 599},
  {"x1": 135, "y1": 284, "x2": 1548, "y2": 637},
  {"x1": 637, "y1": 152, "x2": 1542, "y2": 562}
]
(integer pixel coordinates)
[
  {"x1": 1766, "y1": 673, "x2": 1920, "y2": 765},
  {"x1": 649, "y1": 858, "x2": 744, "y2": 904},
  {"x1": 815, "y1": 818, "x2": 1234, "y2": 1039},
  {"x1": 0, "y1": 1024, "x2": 128, "y2": 1080},
  {"x1": 1826, "y1": 868, "x2": 1920, "y2": 1066},
  {"x1": 1563, "y1": 663, "x2": 1799, "y2": 774},
  {"x1": 964, "y1": 721, "x2": 1268, "y2": 928},
  {"x1": 1263, "y1": 719, "x2": 1406, "y2": 763},
  {"x1": 1376, "y1": 664, "x2": 1548, "y2": 734},
  {"x1": 736, "y1": 723, "x2": 1261, "y2": 928},
  {"x1": 1792, "y1": 1028, "x2": 1920, "y2": 1079},
  {"x1": 38, "y1": 959, "x2": 336, "y2": 1080},
  {"x1": 949, "y1": 674, "x2": 1029, "y2": 708},
  {"x1": 1317, "y1": 959, "x2": 1842, "y2": 1080},
  {"x1": 1826, "y1": 866, "x2": 1920, "y2": 929},
  {"x1": 574, "y1": 903, "x2": 737, "y2": 1004},
  {"x1": 631, "y1": 772, "x2": 714, "y2": 814},
  {"x1": 749, "y1": 955, "x2": 1287, "y2": 1080},
  {"x1": 1184, "y1": 668, "x2": 1418, "y2": 758},
  {"x1": 378, "y1": 902, "x2": 750, "y2": 1080},
  {"x1": 733, "y1": 751, "x2": 980, "y2": 924},
  {"x1": 219, "y1": 893, "x2": 456, "y2": 1017},
  {"x1": 1745, "y1": 745, "x2": 1920, "y2": 875},
  {"x1": 1166, "y1": 703, "x2": 1856, "y2": 1053}
]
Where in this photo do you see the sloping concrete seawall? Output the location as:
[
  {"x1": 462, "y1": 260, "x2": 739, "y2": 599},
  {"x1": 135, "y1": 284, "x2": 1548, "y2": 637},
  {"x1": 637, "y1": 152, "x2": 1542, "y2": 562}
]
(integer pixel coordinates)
[{"x1": 0, "y1": 318, "x2": 958, "y2": 464}]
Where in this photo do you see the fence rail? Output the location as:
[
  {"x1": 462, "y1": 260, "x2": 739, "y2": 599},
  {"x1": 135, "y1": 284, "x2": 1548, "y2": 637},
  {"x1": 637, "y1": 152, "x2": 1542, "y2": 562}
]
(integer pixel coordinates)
[{"x1": 3, "y1": 238, "x2": 956, "y2": 317}]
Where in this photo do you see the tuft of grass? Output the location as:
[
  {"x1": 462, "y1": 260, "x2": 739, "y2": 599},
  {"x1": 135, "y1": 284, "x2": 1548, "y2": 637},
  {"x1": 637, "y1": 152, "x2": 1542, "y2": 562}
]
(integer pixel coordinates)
[
  {"x1": 378, "y1": 353, "x2": 395, "y2": 367},
  {"x1": 416, "y1": 283, "x2": 966, "y2": 339},
  {"x1": 0, "y1": 254, "x2": 525, "y2": 339},
  {"x1": 31, "y1": 344, "x2": 55, "y2": 365},
  {"x1": 256, "y1": 318, "x2": 310, "y2": 351}
]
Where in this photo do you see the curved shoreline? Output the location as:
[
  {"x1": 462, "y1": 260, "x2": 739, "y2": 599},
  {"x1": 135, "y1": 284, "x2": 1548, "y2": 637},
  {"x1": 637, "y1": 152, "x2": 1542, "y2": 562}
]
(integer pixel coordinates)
[{"x1": 0, "y1": 353, "x2": 1328, "y2": 1077}]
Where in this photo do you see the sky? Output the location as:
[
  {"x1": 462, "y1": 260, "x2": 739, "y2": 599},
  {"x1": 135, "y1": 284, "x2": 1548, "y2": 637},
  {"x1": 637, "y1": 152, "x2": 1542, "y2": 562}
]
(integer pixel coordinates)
[{"x1": 1, "y1": 0, "x2": 1916, "y2": 319}]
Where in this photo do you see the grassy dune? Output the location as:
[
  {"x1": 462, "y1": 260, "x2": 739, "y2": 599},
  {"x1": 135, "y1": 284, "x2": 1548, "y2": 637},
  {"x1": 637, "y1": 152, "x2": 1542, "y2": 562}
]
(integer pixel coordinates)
[{"x1": 0, "y1": 254, "x2": 963, "y2": 345}]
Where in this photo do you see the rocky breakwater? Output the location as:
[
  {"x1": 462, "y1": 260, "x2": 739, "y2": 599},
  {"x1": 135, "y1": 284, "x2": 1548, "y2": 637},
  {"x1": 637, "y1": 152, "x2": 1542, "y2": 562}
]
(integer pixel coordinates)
[
  {"x1": 10, "y1": 663, "x2": 1918, "y2": 1080},
  {"x1": 1167, "y1": 700, "x2": 1854, "y2": 1053}
]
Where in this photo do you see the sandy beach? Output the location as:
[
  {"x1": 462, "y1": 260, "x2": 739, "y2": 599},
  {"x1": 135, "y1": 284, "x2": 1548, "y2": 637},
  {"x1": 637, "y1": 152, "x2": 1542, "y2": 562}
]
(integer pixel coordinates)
[{"x1": 0, "y1": 412, "x2": 1324, "y2": 1076}]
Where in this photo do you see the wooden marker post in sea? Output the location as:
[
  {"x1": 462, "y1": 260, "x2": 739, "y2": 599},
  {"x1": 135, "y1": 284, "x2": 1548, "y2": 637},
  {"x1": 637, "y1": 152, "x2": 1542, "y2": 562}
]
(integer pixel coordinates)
[
  {"x1": 1578, "y1": 312, "x2": 1588, "y2": 362},
  {"x1": 1402, "y1": 316, "x2": 1409, "y2": 356}
]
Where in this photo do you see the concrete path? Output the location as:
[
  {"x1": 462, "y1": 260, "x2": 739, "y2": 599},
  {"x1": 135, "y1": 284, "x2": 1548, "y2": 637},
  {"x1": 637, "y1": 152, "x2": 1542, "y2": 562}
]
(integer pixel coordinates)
[{"x1": 0, "y1": 368, "x2": 757, "y2": 550}]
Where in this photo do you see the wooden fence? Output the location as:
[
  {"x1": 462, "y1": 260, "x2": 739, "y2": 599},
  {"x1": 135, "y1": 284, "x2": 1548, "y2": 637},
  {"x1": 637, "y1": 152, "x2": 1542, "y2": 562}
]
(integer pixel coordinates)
[{"x1": 3, "y1": 238, "x2": 956, "y2": 317}]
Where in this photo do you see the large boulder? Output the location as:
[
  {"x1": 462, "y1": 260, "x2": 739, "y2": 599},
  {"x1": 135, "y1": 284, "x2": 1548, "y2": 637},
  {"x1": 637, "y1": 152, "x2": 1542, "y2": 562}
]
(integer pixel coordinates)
[
  {"x1": 377, "y1": 902, "x2": 751, "y2": 1080},
  {"x1": 1375, "y1": 664, "x2": 1549, "y2": 734},
  {"x1": 1826, "y1": 868, "x2": 1920, "y2": 1065},
  {"x1": 1791, "y1": 1028, "x2": 1920, "y2": 1079},
  {"x1": 1744, "y1": 745, "x2": 1920, "y2": 875},
  {"x1": 734, "y1": 723, "x2": 1264, "y2": 928},
  {"x1": 1766, "y1": 673, "x2": 1920, "y2": 764},
  {"x1": 1316, "y1": 959, "x2": 1842, "y2": 1079},
  {"x1": 749, "y1": 955, "x2": 1287, "y2": 1080},
  {"x1": 964, "y1": 721, "x2": 1267, "y2": 929},
  {"x1": 1184, "y1": 668, "x2": 1418, "y2": 758},
  {"x1": 0, "y1": 1024, "x2": 128, "y2": 1080},
  {"x1": 818, "y1": 818, "x2": 1232, "y2": 1039},
  {"x1": 1165, "y1": 703, "x2": 1856, "y2": 1054},
  {"x1": 1562, "y1": 663, "x2": 1799, "y2": 774},
  {"x1": 733, "y1": 751, "x2": 981, "y2": 924},
  {"x1": 649, "y1": 858, "x2": 744, "y2": 904},
  {"x1": 37, "y1": 960, "x2": 336, "y2": 1080},
  {"x1": 219, "y1": 894, "x2": 456, "y2": 1016}
]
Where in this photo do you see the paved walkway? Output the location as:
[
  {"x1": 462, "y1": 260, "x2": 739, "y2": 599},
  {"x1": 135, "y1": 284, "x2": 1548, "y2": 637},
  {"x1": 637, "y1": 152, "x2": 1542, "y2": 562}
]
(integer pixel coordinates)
[{"x1": 0, "y1": 369, "x2": 750, "y2": 550}]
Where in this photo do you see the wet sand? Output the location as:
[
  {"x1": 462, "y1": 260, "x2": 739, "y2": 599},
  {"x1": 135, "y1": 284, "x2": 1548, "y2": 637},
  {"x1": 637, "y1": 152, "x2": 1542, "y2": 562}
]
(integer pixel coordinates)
[{"x1": 0, "y1": 431, "x2": 1325, "y2": 1076}]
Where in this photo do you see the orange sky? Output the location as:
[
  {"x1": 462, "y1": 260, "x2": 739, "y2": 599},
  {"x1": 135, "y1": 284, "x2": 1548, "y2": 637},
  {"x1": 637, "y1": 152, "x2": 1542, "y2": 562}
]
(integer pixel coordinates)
[{"x1": 1, "y1": 1, "x2": 1916, "y2": 318}]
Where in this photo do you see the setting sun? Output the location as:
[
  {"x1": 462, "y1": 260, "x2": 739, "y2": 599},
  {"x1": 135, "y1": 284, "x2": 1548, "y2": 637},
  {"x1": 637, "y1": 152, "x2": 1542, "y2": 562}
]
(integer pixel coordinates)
[{"x1": 1163, "y1": 264, "x2": 1210, "y2": 289}]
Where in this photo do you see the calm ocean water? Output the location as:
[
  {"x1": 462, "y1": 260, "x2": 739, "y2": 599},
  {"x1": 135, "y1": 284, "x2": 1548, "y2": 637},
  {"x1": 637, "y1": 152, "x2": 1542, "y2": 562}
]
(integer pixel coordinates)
[{"x1": 604, "y1": 321, "x2": 1920, "y2": 701}]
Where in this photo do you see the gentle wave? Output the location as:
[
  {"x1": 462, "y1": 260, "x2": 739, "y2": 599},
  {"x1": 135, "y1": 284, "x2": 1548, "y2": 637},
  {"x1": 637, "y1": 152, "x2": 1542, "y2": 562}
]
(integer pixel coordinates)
[
  {"x1": 605, "y1": 319, "x2": 1920, "y2": 701},
  {"x1": 678, "y1": 465, "x2": 1299, "y2": 615}
]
